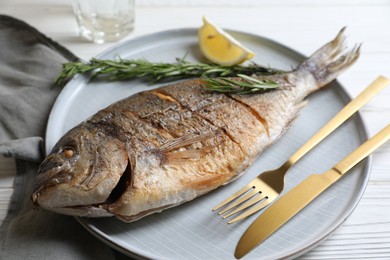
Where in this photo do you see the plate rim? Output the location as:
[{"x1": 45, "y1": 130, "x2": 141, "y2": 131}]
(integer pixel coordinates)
[{"x1": 45, "y1": 27, "x2": 372, "y2": 259}]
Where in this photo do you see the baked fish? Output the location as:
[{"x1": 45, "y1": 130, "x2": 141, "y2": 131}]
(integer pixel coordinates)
[{"x1": 32, "y1": 29, "x2": 359, "y2": 222}]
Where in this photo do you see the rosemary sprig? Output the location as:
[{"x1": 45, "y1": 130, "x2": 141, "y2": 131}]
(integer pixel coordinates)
[
  {"x1": 202, "y1": 74, "x2": 279, "y2": 95},
  {"x1": 55, "y1": 58, "x2": 282, "y2": 86}
]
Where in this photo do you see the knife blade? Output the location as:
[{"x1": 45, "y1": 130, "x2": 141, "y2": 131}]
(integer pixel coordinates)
[{"x1": 235, "y1": 123, "x2": 390, "y2": 259}]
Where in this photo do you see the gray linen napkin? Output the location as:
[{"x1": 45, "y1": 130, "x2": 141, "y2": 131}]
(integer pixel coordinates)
[{"x1": 0, "y1": 15, "x2": 127, "y2": 260}]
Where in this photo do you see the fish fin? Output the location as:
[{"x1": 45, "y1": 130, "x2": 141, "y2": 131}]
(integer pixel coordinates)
[
  {"x1": 279, "y1": 100, "x2": 309, "y2": 137},
  {"x1": 157, "y1": 131, "x2": 216, "y2": 152},
  {"x1": 290, "y1": 100, "x2": 308, "y2": 122},
  {"x1": 299, "y1": 27, "x2": 361, "y2": 86},
  {"x1": 165, "y1": 149, "x2": 203, "y2": 164}
]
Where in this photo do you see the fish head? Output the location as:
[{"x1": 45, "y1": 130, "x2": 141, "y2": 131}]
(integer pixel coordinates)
[{"x1": 32, "y1": 123, "x2": 129, "y2": 217}]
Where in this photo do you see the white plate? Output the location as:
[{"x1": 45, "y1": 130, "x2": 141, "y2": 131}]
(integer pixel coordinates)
[{"x1": 45, "y1": 29, "x2": 370, "y2": 259}]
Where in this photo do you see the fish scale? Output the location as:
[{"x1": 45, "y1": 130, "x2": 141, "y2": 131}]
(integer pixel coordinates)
[{"x1": 154, "y1": 83, "x2": 267, "y2": 158}]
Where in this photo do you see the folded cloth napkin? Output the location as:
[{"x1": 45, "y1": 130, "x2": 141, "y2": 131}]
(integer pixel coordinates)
[{"x1": 0, "y1": 15, "x2": 128, "y2": 260}]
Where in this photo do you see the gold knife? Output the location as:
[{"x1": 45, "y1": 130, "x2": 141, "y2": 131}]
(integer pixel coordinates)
[{"x1": 235, "y1": 123, "x2": 390, "y2": 259}]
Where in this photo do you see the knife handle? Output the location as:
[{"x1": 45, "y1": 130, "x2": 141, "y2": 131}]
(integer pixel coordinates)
[
  {"x1": 288, "y1": 76, "x2": 390, "y2": 166},
  {"x1": 333, "y1": 123, "x2": 390, "y2": 175}
]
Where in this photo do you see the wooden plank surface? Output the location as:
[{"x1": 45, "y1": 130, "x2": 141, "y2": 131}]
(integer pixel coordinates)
[{"x1": 1, "y1": 0, "x2": 390, "y2": 258}]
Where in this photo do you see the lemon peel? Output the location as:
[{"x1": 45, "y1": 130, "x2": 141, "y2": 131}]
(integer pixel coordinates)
[{"x1": 198, "y1": 17, "x2": 255, "y2": 66}]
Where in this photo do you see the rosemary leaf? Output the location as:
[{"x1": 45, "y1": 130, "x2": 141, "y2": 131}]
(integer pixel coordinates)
[
  {"x1": 55, "y1": 58, "x2": 282, "y2": 86},
  {"x1": 202, "y1": 74, "x2": 279, "y2": 95}
]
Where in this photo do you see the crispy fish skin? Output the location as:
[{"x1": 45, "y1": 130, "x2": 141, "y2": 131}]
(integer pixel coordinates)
[{"x1": 32, "y1": 28, "x2": 360, "y2": 222}]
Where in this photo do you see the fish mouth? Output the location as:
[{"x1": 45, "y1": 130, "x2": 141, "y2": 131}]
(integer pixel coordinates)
[
  {"x1": 32, "y1": 162, "x2": 73, "y2": 207},
  {"x1": 34, "y1": 155, "x2": 73, "y2": 189},
  {"x1": 32, "y1": 160, "x2": 132, "y2": 216},
  {"x1": 34, "y1": 164, "x2": 72, "y2": 189}
]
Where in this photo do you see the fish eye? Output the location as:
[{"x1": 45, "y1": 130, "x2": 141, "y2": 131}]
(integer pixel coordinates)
[{"x1": 63, "y1": 148, "x2": 74, "y2": 158}]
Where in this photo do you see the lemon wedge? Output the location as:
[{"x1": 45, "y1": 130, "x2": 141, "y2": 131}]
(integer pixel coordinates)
[{"x1": 198, "y1": 17, "x2": 255, "y2": 66}]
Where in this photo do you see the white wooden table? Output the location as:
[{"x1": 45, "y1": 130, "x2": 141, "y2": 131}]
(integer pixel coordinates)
[{"x1": 1, "y1": 0, "x2": 390, "y2": 258}]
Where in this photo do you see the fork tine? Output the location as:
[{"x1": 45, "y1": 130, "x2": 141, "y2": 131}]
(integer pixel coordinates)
[
  {"x1": 221, "y1": 194, "x2": 266, "y2": 219},
  {"x1": 218, "y1": 189, "x2": 259, "y2": 215},
  {"x1": 212, "y1": 183, "x2": 254, "y2": 211},
  {"x1": 227, "y1": 198, "x2": 273, "y2": 224}
]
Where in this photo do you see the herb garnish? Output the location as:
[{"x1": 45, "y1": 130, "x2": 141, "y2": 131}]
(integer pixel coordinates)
[
  {"x1": 202, "y1": 74, "x2": 279, "y2": 94},
  {"x1": 56, "y1": 58, "x2": 281, "y2": 84}
]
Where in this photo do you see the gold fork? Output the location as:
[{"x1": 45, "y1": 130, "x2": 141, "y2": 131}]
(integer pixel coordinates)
[{"x1": 212, "y1": 76, "x2": 390, "y2": 224}]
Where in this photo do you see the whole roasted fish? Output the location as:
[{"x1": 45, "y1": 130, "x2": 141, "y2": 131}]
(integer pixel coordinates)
[{"x1": 32, "y1": 29, "x2": 359, "y2": 222}]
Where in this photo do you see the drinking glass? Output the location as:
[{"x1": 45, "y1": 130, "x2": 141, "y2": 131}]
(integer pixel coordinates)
[{"x1": 72, "y1": 0, "x2": 135, "y2": 44}]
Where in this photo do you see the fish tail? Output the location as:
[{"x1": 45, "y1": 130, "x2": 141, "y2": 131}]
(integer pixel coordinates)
[{"x1": 298, "y1": 27, "x2": 361, "y2": 86}]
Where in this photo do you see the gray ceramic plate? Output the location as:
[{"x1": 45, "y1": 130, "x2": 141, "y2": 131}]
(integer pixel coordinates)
[{"x1": 45, "y1": 29, "x2": 370, "y2": 259}]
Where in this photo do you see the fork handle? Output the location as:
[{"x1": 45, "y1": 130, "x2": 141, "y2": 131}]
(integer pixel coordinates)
[
  {"x1": 333, "y1": 123, "x2": 390, "y2": 175},
  {"x1": 287, "y1": 76, "x2": 390, "y2": 166}
]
